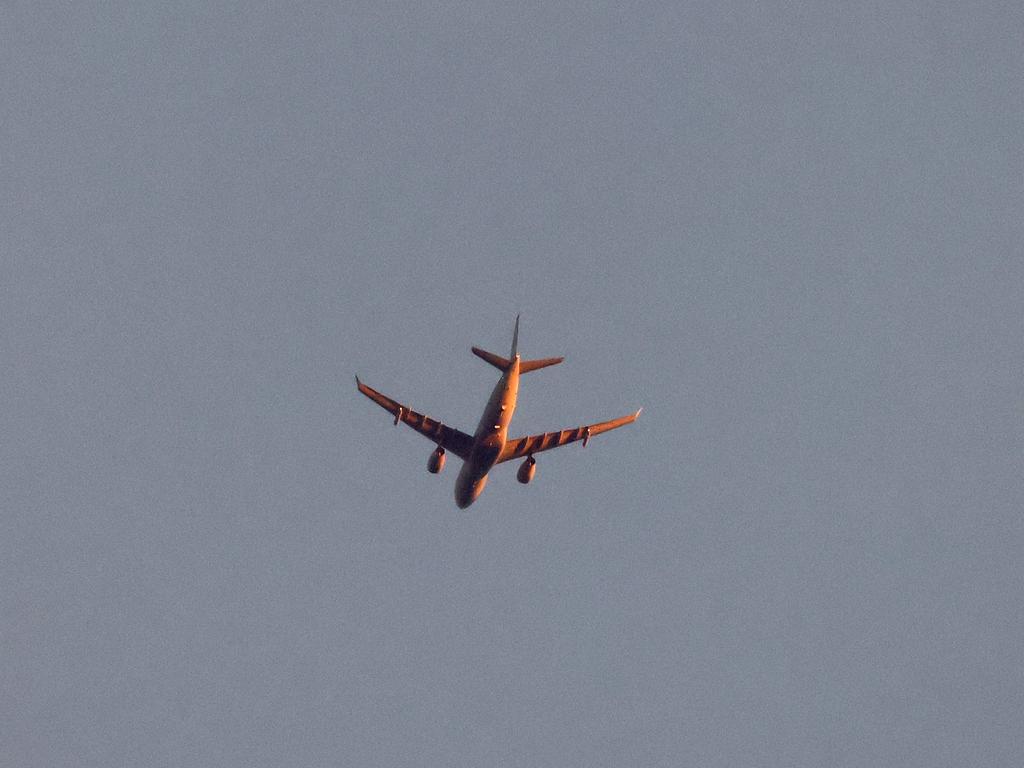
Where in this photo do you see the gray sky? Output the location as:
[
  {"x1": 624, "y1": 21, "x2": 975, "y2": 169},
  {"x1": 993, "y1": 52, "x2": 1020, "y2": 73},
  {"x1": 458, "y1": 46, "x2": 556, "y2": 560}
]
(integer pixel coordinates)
[{"x1": 3, "y1": 2, "x2": 1022, "y2": 766}]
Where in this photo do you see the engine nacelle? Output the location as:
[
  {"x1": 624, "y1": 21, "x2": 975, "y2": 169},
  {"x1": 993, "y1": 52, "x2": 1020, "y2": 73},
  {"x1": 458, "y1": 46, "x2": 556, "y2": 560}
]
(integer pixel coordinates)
[
  {"x1": 427, "y1": 446, "x2": 446, "y2": 474},
  {"x1": 516, "y1": 455, "x2": 536, "y2": 484}
]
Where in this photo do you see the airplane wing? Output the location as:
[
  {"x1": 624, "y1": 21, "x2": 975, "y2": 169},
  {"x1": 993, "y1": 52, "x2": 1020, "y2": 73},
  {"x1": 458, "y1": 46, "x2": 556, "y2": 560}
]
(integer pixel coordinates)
[
  {"x1": 497, "y1": 408, "x2": 642, "y2": 463},
  {"x1": 355, "y1": 376, "x2": 475, "y2": 460}
]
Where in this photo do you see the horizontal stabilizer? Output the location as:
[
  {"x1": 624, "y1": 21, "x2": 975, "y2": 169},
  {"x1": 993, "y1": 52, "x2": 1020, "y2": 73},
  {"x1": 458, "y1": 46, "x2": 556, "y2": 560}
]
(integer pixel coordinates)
[
  {"x1": 519, "y1": 356, "x2": 564, "y2": 373},
  {"x1": 471, "y1": 347, "x2": 511, "y2": 371},
  {"x1": 472, "y1": 348, "x2": 564, "y2": 374}
]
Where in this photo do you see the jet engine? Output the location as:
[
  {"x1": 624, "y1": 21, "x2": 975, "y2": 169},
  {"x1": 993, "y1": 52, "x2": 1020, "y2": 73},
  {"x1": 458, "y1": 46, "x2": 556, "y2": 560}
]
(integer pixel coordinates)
[
  {"x1": 427, "y1": 446, "x2": 446, "y2": 474},
  {"x1": 516, "y1": 455, "x2": 536, "y2": 484}
]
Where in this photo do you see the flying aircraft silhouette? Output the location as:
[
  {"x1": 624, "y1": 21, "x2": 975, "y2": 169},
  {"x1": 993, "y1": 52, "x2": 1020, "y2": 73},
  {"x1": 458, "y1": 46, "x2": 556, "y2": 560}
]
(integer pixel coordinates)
[{"x1": 356, "y1": 316, "x2": 641, "y2": 508}]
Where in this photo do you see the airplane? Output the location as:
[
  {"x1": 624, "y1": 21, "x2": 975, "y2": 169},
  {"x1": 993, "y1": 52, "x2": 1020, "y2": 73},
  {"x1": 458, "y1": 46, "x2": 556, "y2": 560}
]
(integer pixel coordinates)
[{"x1": 355, "y1": 316, "x2": 641, "y2": 508}]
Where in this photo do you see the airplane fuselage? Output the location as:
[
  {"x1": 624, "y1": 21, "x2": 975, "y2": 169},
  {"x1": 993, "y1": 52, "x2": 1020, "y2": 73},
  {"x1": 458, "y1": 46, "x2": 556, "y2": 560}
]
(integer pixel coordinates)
[{"x1": 454, "y1": 355, "x2": 520, "y2": 508}]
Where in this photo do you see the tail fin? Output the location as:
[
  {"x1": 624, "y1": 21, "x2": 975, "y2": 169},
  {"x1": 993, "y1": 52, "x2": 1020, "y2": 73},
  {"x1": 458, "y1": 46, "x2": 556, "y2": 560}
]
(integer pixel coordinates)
[{"x1": 471, "y1": 315, "x2": 564, "y2": 374}]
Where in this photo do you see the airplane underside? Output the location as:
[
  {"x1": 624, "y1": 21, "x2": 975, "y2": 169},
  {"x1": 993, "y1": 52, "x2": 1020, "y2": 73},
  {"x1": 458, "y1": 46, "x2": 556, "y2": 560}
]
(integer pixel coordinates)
[{"x1": 356, "y1": 316, "x2": 640, "y2": 508}]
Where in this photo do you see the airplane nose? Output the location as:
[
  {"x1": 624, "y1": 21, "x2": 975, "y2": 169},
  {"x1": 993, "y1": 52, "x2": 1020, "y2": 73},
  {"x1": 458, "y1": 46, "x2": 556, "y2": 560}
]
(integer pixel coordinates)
[
  {"x1": 454, "y1": 483, "x2": 473, "y2": 508},
  {"x1": 454, "y1": 475, "x2": 487, "y2": 508}
]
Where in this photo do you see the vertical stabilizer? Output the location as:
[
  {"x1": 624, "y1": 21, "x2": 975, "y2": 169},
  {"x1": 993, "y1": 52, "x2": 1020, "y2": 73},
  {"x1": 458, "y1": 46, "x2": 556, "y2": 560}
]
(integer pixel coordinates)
[{"x1": 511, "y1": 314, "x2": 520, "y2": 358}]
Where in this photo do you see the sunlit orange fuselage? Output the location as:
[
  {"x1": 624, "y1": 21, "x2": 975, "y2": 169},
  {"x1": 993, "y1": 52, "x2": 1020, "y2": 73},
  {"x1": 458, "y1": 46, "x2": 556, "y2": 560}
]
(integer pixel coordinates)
[{"x1": 454, "y1": 355, "x2": 520, "y2": 508}]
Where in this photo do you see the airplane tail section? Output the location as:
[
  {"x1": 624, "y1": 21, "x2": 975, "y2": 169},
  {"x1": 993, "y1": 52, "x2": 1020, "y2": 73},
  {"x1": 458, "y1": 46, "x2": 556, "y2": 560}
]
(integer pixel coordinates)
[
  {"x1": 471, "y1": 347, "x2": 564, "y2": 373},
  {"x1": 471, "y1": 315, "x2": 563, "y2": 373}
]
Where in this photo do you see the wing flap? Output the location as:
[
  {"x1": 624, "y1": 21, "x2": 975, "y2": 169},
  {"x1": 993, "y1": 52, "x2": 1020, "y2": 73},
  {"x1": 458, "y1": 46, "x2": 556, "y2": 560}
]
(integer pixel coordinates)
[
  {"x1": 497, "y1": 408, "x2": 641, "y2": 463},
  {"x1": 355, "y1": 376, "x2": 474, "y2": 460}
]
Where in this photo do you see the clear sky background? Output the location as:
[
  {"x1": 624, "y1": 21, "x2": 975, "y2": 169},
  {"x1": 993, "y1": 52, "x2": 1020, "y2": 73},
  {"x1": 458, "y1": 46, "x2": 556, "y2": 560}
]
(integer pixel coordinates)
[{"x1": 3, "y1": 2, "x2": 1022, "y2": 766}]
